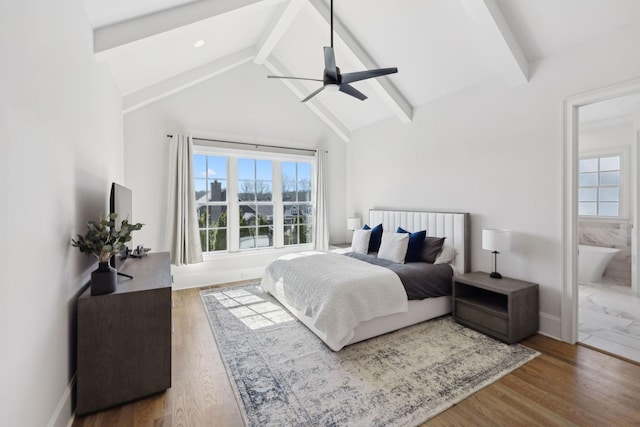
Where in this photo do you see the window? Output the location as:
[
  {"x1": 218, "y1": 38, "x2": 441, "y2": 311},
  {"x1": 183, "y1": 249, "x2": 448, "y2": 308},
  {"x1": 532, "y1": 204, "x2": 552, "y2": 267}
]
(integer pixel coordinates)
[
  {"x1": 578, "y1": 155, "x2": 621, "y2": 217},
  {"x1": 282, "y1": 161, "x2": 313, "y2": 246},
  {"x1": 238, "y1": 158, "x2": 273, "y2": 249},
  {"x1": 194, "y1": 151, "x2": 314, "y2": 253},
  {"x1": 194, "y1": 155, "x2": 228, "y2": 252}
]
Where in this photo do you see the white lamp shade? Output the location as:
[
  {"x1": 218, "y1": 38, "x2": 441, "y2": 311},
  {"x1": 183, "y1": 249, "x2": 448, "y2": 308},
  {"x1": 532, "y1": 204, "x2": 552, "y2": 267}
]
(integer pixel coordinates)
[
  {"x1": 347, "y1": 217, "x2": 362, "y2": 230},
  {"x1": 482, "y1": 229, "x2": 512, "y2": 252}
]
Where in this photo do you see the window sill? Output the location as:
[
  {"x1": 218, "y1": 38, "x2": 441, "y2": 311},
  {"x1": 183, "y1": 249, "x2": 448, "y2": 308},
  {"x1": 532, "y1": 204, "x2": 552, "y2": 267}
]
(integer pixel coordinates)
[{"x1": 202, "y1": 244, "x2": 315, "y2": 261}]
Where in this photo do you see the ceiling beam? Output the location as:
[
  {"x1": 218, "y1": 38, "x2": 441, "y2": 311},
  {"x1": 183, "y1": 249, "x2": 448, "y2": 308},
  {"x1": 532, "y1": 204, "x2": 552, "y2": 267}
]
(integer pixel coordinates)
[
  {"x1": 264, "y1": 56, "x2": 351, "y2": 142},
  {"x1": 459, "y1": 0, "x2": 528, "y2": 86},
  {"x1": 307, "y1": 0, "x2": 412, "y2": 123},
  {"x1": 94, "y1": 0, "x2": 287, "y2": 56},
  {"x1": 254, "y1": 0, "x2": 307, "y2": 65},
  {"x1": 123, "y1": 47, "x2": 256, "y2": 114}
]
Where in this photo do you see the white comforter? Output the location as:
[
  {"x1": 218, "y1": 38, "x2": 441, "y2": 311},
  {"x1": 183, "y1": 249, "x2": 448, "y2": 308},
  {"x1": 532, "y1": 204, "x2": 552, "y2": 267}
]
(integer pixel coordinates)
[{"x1": 260, "y1": 251, "x2": 408, "y2": 351}]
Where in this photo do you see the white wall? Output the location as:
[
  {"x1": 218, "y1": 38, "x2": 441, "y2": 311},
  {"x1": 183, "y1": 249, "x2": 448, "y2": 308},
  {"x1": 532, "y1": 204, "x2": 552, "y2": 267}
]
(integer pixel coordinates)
[
  {"x1": 580, "y1": 120, "x2": 634, "y2": 152},
  {"x1": 124, "y1": 62, "x2": 347, "y2": 288},
  {"x1": 0, "y1": 1, "x2": 123, "y2": 426},
  {"x1": 346, "y1": 23, "x2": 640, "y2": 339}
]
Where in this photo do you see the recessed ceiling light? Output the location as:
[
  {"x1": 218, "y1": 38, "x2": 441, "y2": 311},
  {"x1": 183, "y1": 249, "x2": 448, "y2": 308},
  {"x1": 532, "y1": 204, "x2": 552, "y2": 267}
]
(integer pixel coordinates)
[{"x1": 194, "y1": 40, "x2": 205, "y2": 48}]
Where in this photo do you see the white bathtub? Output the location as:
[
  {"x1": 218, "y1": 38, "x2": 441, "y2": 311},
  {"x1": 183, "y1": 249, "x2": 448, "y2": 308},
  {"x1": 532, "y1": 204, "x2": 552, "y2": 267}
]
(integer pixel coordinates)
[{"x1": 578, "y1": 244, "x2": 620, "y2": 283}]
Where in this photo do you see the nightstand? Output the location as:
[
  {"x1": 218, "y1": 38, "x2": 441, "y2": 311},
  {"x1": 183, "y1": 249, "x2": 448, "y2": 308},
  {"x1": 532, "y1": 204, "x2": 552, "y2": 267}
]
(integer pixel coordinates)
[{"x1": 452, "y1": 272, "x2": 539, "y2": 344}]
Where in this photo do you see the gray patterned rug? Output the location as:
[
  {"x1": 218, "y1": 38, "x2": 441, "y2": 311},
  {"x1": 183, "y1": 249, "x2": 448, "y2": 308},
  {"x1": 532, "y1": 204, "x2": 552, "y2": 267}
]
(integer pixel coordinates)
[{"x1": 201, "y1": 284, "x2": 539, "y2": 427}]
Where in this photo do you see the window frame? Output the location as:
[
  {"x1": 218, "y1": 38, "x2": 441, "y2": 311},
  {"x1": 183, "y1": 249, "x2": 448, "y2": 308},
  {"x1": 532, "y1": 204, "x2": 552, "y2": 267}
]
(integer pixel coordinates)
[
  {"x1": 578, "y1": 148, "x2": 628, "y2": 220},
  {"x1": 193, "y1": 145, "x2": 316, "y2": 255}
]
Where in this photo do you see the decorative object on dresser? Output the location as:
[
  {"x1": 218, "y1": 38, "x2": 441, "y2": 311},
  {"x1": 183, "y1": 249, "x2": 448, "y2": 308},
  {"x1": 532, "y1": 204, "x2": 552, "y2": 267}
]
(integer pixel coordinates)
[
  {"x1": 453, "y1": 272, "x2": 539, "y2": 343},
  {"x1": 482, "y1": 228, "x2": 512, "y2": 279},
  {"x1": 201, "y1": 284, "x2": 539, "y2": 426},
  {"x1": 76, "y1": 252, "x2": 172, "y2": 416},
  {"x1": 71, "y1": 213, "x2": 143, "y2": 295}
]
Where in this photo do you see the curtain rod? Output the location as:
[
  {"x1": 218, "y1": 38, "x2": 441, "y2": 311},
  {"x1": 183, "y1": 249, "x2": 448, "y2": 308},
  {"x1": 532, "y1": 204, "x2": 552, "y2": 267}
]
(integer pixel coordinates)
[{"x1": 166, "y1": 135, "x2": 323, "y2": 154}]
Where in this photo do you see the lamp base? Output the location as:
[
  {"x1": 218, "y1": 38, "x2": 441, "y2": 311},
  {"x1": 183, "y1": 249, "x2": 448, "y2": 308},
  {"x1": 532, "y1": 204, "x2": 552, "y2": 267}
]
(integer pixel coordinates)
[{"x1": 489, "y1": 271, "x2": 502, "y2": 279}]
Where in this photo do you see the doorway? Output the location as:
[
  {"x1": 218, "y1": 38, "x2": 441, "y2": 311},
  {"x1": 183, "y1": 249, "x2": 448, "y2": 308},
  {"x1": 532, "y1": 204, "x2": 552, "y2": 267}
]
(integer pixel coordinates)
[
  {"x1": 576, "y1": 96, "x2": 640, "y2": 362},
  {"x1": 562, "y1": 78, "x2": 640, "y2": 363}
]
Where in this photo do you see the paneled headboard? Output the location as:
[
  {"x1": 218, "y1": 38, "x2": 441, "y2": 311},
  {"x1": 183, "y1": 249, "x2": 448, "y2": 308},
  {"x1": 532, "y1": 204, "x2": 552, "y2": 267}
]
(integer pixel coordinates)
[{"x1": 369, "y1": 209, "x2": 470, "y2": 274}]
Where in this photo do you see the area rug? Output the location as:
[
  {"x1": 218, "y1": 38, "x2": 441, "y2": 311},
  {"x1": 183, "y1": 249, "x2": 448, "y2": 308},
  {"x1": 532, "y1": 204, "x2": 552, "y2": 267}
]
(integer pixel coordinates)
[{"x1": 201, "y1": 284, "x2": 539, "y2": 427}]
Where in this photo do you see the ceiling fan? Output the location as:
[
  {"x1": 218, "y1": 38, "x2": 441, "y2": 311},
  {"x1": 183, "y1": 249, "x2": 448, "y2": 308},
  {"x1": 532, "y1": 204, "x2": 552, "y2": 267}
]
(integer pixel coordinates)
[{"x1": 267, "y1": 0, "x2": 398, "y2": 103}]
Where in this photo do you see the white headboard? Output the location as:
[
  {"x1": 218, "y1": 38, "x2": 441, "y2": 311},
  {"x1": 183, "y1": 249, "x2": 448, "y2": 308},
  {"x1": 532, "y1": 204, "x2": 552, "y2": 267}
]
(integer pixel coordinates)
[{"x1": 369, "y1": 209, "x2": 470, "y2": 274}]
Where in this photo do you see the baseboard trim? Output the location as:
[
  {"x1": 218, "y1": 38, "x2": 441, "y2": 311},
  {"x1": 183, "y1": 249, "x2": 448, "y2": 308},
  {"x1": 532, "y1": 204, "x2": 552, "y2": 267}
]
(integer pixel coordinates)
[
  {"x1": 47, "y1": 374, "x2": 76, "y2": 427},
  {"x1": 538, "y1": 312, "x2": 562, "y2": 341}
]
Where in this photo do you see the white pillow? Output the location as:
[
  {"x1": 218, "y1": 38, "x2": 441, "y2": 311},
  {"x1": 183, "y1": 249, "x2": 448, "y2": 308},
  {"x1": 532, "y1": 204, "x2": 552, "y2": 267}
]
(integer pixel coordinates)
[
  {"x1": 434, "y1": 245, "x2": 458, "y2": 265},
  {"x1": 377, "y1": 232, "x2": 409, "y2": 264},
  {"x1": 351, "y1": 229, "x2": 372, "y2": 254}
]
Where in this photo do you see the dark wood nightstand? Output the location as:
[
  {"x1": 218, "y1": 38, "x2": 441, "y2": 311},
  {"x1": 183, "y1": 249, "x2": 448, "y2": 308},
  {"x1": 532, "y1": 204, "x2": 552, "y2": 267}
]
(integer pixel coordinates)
[{"x1": 452, "y1": 272, "x2": 539, "y2": 343}]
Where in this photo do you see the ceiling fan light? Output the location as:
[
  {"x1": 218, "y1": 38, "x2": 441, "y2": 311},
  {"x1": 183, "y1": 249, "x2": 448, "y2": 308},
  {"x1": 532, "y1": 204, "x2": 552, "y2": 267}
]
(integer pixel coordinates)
[{"x1": 325, "y1": 83, "x2": 340, "y2": 93}]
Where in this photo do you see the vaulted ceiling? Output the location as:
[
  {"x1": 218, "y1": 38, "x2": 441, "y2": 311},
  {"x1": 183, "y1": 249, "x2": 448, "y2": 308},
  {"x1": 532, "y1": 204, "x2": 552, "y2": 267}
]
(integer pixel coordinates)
[{"x1": 81, "y1": 0, "x2": 640, "y2": 141}]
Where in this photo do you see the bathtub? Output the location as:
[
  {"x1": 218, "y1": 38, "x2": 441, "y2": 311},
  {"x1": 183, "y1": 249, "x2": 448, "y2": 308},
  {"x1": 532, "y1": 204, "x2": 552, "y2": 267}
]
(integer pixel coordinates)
[{"x1": 578, "y1": 244, "x2": 620, "y2": 283}]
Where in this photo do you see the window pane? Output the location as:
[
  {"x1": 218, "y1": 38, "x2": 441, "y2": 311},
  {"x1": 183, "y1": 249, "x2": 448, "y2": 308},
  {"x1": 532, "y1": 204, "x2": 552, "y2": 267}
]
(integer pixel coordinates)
[
  {"x1": 209, "y1": 179, "x2": 226, "y2": 201},
  {"x1": 238, "y1": 180, "x2": 255, "y2": 201},
  {"x1": 207, "y1": 156, "x2": 227, "y2": 179},
  {"x1": 579, "y1": 202, "x2": 597, "y2": 216},
  {"x1": 301, "y1": 224, "x2": 313, "y2": 244},
  {"x1": 579, "y1": 172, "x2": 597, "y2": 187},
  {"x1": 599, "y1": 187, "x2": 619, "y2": 202},
  {"x1": 238, "y1": 158, "x2": 255, "y2": 180},
  {"x1": 579, "y1": 158, "x2": 598, "y2": 173},
  {"x1": 298, "y1": 162, "x2": 312, "y2": 182},
  {"x1": 283, "y1": 204, "x2": 296, "y2": 224},
  {"x1": 579, "y1": 188, "x2": 597, "y2": 202},
  {"x1": 282, "y1": 162, "x2": 296, "y2": 200},
  {"x1": 600, "y1": 171, "x2": 620, "y2": 186},
  {"x1": 195, "y1": 179, "x2": 207, "y2": 201},
  {"x1": 194, "y1": 155, "x2": 207, "y2": 178},
  {"x1": 256, "y1": 160, "x2": 272, "y2": 180},
  {"x1": 257, "y1": 205, "x2": 273, "y2": 225},
  {"x1": 210, "y1": 228, "x2": 227, "y2": 251},
  {"x1": 199, "y1": 230, "x2": 207, "y2": 252},
  {"x1": 239, "y1": 205, "x2": 257, "y2": 226},
  {"x1": 208, "y1": 206, "x2": 227, "y2": 227},
  {"x1": 283, "y1": 225, "x2": 297, "y2": 245},
  {"x1": 256, "y1": 226, "x2": 272, "y2": 247},
  {"x1": 599, "y1": 202, "x2": 619, "y2": 216},
  {"x1": 256, "y1": 180, "x2": 272, "y2": 201},
  {"x1": 600, "y1": 156, "x2": 620, "y2": 171},
  {"x1": 197, "y1": 205, "x2": 207, "y2": 227},
  {"x1": 239, "y1": 234, "x2": 256, "y2": 249}
]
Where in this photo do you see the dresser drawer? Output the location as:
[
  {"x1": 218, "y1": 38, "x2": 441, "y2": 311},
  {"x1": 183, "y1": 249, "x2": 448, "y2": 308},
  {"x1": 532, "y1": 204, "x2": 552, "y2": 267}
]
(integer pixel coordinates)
[{"x1": 455, "y1": 301, "x2": 508, "y2": 336}]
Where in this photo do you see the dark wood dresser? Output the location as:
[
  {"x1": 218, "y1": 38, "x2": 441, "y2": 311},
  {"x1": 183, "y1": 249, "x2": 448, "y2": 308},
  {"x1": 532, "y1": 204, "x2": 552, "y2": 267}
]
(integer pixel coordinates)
[{"x1": 76, "y1": 252, "x2": 172, "y2": 416}]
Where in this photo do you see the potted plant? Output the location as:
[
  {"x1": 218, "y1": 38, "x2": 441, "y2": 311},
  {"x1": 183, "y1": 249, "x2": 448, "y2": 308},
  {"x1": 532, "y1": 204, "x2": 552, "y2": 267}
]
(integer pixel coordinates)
[{"x1": 72, "y1": 213, "x2": 143, "y2": 295}]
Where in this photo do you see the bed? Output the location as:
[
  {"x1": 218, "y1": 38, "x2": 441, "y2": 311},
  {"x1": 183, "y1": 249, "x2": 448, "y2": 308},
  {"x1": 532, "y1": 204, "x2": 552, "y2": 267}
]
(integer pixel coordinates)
[{"x1": 261, "y1": 209, "x2": 470, "y2": 351}]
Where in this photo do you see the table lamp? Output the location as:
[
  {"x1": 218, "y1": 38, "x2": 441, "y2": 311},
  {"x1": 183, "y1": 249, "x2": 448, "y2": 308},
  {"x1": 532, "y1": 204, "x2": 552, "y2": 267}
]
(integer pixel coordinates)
[{"x1": 482, "y1": 229, "x2": 511, "y2": 279}]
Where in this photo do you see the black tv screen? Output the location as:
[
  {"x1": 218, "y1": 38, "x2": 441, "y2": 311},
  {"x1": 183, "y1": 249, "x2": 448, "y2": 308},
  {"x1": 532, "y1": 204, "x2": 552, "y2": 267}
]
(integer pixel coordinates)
[{"x1": 109, "y1": 183, "x2": 133, "y2": 268}]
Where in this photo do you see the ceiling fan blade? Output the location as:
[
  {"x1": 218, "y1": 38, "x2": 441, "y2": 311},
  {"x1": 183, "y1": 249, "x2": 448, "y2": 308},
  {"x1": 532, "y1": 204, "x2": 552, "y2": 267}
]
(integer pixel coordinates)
[
  {"x1": 301, "y1": 86, "x2": 325, "y2": 103},
  {"x1": 339, "y1": 84, "x2": 367, "y2": 101},
  {"x1": 324, "y1": 47, "x2": 338, "y2": 81},
  {"x1": 340, "y1": 67, "x2": 398, "y2": 84},
  {"x1": 268, "y1": 75, "x2": 323, "y2": 82}
]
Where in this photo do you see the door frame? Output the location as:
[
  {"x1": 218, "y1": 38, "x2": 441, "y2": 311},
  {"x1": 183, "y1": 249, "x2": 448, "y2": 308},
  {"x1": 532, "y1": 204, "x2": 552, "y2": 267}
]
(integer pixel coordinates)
[{"x1": 562, "y1": 77, "x2": 640, "y2": 343}]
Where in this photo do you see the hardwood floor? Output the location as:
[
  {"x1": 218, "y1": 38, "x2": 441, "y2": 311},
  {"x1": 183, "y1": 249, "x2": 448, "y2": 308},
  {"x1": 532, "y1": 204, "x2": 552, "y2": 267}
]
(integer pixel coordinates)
[{"x1": 73, "y1": 285, "x2": 640, "y2": 427}]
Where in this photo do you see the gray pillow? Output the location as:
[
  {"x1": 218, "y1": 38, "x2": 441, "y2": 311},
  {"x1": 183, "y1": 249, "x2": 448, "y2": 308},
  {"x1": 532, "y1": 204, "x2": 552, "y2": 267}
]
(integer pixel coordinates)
[{"x1": 421, "y1": 237, "x2": 446, "y2": 263}]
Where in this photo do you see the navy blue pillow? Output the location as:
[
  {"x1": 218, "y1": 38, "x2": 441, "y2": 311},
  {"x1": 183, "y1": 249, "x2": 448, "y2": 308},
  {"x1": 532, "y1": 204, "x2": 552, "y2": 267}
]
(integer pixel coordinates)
[
  {"x1": 363, "y1": 223, "x2": 383, "y2": 253},
  {"x1": 397, "y1": 227, "x2": 427, "y2": 262}
]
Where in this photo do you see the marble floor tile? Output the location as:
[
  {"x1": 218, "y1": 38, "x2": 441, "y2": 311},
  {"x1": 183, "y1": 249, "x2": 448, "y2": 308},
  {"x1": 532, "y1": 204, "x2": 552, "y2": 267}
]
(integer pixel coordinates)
[{"x1": 578, "y1": 282, "x2": 640, "y2": 363}]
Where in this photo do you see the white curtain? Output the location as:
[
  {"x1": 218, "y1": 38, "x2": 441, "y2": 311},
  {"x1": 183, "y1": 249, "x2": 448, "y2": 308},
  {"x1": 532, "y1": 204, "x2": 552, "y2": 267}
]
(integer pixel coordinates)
[
  {"x1": 314, "y1": 150, "x2": 329, "y2": 250},
  {"x1": 167, "y1": 134, "x2": 203, "y2": 265}
]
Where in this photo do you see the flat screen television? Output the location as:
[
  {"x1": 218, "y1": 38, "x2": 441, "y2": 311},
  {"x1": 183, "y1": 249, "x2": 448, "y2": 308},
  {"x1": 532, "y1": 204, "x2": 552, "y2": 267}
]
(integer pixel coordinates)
[{"x1": 109, "y1": 182, "x2": 133, "y2": 269}]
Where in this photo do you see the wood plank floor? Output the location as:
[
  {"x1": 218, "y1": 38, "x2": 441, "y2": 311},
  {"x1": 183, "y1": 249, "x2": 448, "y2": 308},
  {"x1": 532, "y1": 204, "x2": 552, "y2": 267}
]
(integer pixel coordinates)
[{"x1": 73, "y1": 285, "x2": 640, "y2": 427}]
